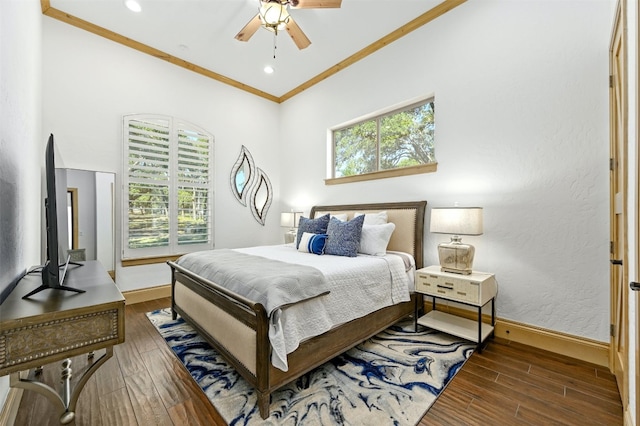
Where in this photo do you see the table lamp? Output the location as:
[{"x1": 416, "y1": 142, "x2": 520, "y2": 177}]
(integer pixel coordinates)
[
  {"x1": 280, "y1": 211, "x2": 303, "y2": 244},
  {"x1": 430, "y1": 207, "x2": 483, "y2": 275}
]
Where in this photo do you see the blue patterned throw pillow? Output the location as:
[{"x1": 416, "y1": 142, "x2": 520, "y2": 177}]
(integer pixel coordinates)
[
  {"x1": 296, "y1": 214, "x2": 330, "y2": 248},
  {"x1": 324, "y1": 215, "x2": 365, "y2": 257},
  {"x1": 298, "y1": 232, "x2": 328, "y2": 255}
]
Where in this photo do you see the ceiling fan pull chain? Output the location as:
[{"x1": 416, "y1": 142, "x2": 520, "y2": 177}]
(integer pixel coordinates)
[{"x1": 273, "y1": 32, "x2": 277, "y2": 59}]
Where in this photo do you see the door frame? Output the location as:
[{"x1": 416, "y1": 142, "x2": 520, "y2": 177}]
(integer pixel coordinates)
[
  {"x1": 609, "y1": 0, "x2": 629, "y2": 411},
  {"x1": 635, "y1": 1, "x2": 639, "y2": 423}
]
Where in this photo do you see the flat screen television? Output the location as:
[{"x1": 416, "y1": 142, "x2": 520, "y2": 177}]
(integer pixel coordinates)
[{"x1": 22, "y1": 134, "x2": 84, "y2": 299}]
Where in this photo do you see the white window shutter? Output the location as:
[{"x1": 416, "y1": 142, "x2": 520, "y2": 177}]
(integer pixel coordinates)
[{"x1": 123, "y1": 115, "x2": 214, "y2": 259}]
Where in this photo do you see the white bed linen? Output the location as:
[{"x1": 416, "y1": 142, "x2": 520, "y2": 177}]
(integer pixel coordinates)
[{"x1": 235, "y1": 244, "x2": 415, "y2": 371}]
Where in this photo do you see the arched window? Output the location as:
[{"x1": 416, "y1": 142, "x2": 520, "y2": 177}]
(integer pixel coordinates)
[{"x1": 123, "y1": 114, "x2": 214, "y2": 259}]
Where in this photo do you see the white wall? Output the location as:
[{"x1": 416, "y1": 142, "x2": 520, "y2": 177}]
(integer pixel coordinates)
[
  {"x1": 0, "y1": 0, "x2": 43, "y2": 411},
  {"x1": 42, "y1": 18, "x2": 283, "y2": 292},
  {"x1": 280, "y1": 1, "x2": 614, "y2": 343}
]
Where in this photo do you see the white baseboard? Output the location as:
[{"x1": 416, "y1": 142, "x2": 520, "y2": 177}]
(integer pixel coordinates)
[{"x1": 122, "y1": 284, "x2": 171, "y2": 305}]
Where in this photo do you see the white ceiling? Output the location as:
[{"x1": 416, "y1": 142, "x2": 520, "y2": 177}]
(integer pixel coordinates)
[{"x1": 48, "y1": 0, "x2": 448, "y2": 100}]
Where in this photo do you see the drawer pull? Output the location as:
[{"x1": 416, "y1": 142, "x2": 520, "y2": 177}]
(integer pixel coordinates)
[
  {"x1": 457, "y1": 291, "x2": 467, "y2": 296},
  {"x1": 437, "y1": 284, "x2": 454, "y2": 290}
]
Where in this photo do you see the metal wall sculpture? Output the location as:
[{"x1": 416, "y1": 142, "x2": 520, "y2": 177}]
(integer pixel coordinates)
[{"x1": 230, "y1": 145, "x2": 272, "y2": 225}]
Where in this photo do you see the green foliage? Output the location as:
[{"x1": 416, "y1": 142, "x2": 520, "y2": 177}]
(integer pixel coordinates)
[
  {"x1": 334, "y1": 101, "x2": 435, "y2": 177},
  {"x1": 127, "y1": 183, "x2": 210, "y2": 248},
  {"x1": 334, "y1": 120, "x2": 377, "y2": 177},
  {"x1": 127, "y1": 213, "x2": 209, "y2": 248}
]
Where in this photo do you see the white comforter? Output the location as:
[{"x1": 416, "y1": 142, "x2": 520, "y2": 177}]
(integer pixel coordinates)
[{"x1": 235, "y1": 244, "x2": 415, "y2": 371}]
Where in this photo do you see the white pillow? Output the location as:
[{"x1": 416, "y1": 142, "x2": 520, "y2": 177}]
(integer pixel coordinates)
[
  {"x1": 354, "y1": 211, "x2": 388, "y2": 225},
  {"x1": 330, "y1": 214, "x2": 348, "y2": 221},
  {"x1": 359, "y1": 223, "x2": 395, "y2": 256}
]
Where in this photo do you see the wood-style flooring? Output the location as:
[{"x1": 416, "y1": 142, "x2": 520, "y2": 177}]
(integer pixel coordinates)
[{"x1": 13, "y1": 297, "x2": 623, "y2": 425}]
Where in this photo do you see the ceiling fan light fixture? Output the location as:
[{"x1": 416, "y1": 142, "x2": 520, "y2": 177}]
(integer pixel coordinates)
[
  {"x1": 236, "y1": 0, "x2": 339, "y2": 50},
  {"x1": 259, "y1": 1, "x2": 290, "y2": 33}
]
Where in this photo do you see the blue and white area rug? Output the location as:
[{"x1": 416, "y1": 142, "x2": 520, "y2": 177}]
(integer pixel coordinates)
[{"x1": 146, "y1": 308, "x2": 474, "y2": 426}]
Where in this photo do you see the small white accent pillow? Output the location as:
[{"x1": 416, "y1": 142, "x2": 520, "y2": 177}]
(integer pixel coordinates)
[
  {"x1": 359, "y1": 223, "x2": 396, "y2": 256},
  {"x1": 355, "y1": 211, "x2": 388, "y2": 225},
  {"x1": 330, "y1": 214, "x2": 348, "y2": 221}
]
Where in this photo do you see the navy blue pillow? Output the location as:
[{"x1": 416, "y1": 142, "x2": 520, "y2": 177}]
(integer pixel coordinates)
[
  {"x1": 324, "y1": 215, "x2": 365, "y2": 257},
  {"x1": 296, "y1": 214, "x2": 330, "y2": 248}
]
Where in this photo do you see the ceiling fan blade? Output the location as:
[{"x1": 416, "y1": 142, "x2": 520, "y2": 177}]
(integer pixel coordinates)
[
  {"x1": 291, "y1": 0, "x2": 342, "y2": 9},
  {"x1": 235, "y1": 14, "x2": 262, "y2": 42},
  {"x1": 285, "y1": 17, "x2": 311, "y2": 49}
]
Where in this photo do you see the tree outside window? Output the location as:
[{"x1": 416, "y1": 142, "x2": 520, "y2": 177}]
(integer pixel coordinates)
[
  {"x1": 333, "y1": 99, "x2": 435, "y2": 179},
  {"x1": 123, "y1": 114, "x2": 214, "y2": 259}
]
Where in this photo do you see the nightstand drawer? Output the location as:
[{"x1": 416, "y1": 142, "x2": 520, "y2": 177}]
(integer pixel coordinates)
[{"x1": 416, "y1": 272, "x2": 480, "y2": 304}]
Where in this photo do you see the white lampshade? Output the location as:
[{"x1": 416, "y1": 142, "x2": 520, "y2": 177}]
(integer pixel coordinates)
[
  {"x1": 280, "y1": 211, "x2": 302, "y2": 228},
  {"x1": 430, "y1": 207, "x2": 483, "y2": 236}
]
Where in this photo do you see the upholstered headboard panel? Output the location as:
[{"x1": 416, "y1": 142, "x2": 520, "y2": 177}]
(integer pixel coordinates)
[{"x1": 309, "y1": 201, "x2": 427, "y2": 269}]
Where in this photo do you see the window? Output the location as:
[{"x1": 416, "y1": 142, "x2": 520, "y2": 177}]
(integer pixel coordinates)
[
  {"x1": 330, "y1": 98, "x2": 436, "y2": 183},
  {"x1": 123, "y1": 114, "x2": 214, "y2": 259}
]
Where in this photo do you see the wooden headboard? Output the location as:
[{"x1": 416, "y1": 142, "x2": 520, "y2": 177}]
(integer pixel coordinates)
[{"x1": 309, "y1": 201, "x2": 427, "y2": 269}]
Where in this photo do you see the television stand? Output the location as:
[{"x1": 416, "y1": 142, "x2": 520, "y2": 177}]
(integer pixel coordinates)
[
  {"x1": 0, "y1": 260, "x2": 125, "y2": 424},
  {"x1": 21, "y1": 283, "x2": 85, "y2": 299}
]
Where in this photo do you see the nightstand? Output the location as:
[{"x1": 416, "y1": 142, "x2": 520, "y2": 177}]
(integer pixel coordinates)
[{"x1": 415, "y1": 265, "x2": 497, "y2": 352}]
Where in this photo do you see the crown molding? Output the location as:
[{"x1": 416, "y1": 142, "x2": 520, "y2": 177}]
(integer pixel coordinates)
[{"x1": 40, "y1": 0, "x2": 466, "y2": 103}]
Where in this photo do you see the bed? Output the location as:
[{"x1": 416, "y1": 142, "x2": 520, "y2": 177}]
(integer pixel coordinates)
[{"x1": 167, "y1": 200, "x2": 427, "y2": 419}]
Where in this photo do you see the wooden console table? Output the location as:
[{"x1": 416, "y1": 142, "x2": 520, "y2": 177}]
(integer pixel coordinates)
[{"x1": 0, "y1": 261, "x2": 125, "y2": 424}]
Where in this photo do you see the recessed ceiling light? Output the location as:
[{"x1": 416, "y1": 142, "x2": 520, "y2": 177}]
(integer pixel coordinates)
[
  {"x1": 264, "y1": 65, "x2": 275, "y2": 74},
  {"x1": 124, "y1": 0, "x2": 142, "y2": 13}
]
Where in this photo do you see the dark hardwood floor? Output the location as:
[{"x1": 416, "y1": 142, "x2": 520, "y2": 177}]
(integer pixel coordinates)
[{"x1": 14, "y1": 297, "x2": 622, "y2": 425}]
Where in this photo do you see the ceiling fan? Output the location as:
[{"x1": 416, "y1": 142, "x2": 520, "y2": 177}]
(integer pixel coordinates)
[{"x1": 235, "y1": 0, "x2": 342, "y2": 50}]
